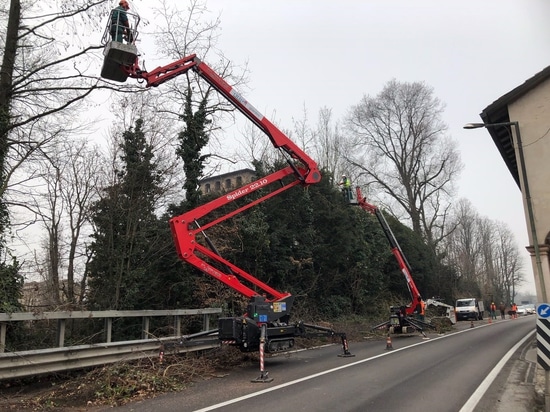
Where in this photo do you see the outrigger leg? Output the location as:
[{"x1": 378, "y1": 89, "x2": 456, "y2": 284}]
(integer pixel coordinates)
[
  {"x1": 337, "y1": 333, "x2": 354, "y2": 358},
  {"x1": 301, "y1": 322, "x2": 354, "y2": 358},
  {"x1": 252, "y1": 324, "x2": 273, "y2": 383}
]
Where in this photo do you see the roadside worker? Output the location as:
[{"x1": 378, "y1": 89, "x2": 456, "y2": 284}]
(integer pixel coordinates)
[
  {"x1": 398, "y1": 306, "x2": 407, "y2": 326},
  {"x1": 499, "y1": 302, "x2": 506, "y2": 320},
  {"x1": 490, "y1": 302, "x2": 497, "y2": 320},
  {"x1": 417, "y1": 297, "x2": 426, "y2": 322},
  {"x1": 338, "y1": 174, "x2": 352, "y2": 201},
  {"x1": 511, "y1": 302, "x2": 518, "y2": 319}
]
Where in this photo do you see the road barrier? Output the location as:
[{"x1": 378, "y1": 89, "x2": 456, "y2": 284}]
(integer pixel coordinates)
[{"x1": 0, "y1": 308, "x2": 221, "y2": 380}]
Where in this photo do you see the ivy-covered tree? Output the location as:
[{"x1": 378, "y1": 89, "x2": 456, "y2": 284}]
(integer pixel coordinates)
[
  {"x1": 0, "y1": 254, "x2": 22, "y2": 312},
  {"x1": 156, "y1": 85, "x2": 221, "y2": 315},
  {"x1": 175, "y1": 82, "x2": 212, "y2": 210}
]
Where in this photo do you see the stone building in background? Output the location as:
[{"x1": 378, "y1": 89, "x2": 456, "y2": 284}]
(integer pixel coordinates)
[{"x1": 199, "y1": 168, "x2": 256, "y2": 195}]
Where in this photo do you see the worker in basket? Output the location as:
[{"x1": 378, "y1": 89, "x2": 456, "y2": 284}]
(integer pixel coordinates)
[
  {"x1": 111, "y1": 0, "x2": 131, "y2": 43},
  {"x1": 338, "y1": 174, "x2": 353, "y2": 201}
]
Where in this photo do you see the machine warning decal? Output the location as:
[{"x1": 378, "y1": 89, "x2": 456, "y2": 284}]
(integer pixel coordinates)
[{"x1": 273, "y1": 302, "x2": 286, "y2": 312}]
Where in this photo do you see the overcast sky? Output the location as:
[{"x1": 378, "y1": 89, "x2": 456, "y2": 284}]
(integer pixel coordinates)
[{"x1": 129, "y1": 0, "x2": 549, "y2": 295}]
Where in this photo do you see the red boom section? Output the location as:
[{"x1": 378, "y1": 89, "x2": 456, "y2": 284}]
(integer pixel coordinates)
[
  {"x1": 124, "y1": 54, "x2": 321, "y2": 302},
  {"x1": 124, "y1": 54, "x2": 321, "y2": 185},
  {"x1": 355, "y1": 187, "x2": 421, "y2": 315},
  {"x1": 170, "y1": 166, "x2": 303, "y2": 301}
]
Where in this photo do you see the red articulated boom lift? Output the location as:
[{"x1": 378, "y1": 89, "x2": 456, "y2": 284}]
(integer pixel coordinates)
[
  {"x1": 100, "y1": 13, "x2": 352, "y2": 381},
  {"x1": 353, "y1": 187, "x2": 455, "y2": 336}
]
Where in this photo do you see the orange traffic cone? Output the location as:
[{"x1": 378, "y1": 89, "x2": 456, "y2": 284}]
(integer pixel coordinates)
[
  {"x1": 386, "y1": 334, "x2": 393, "y2": 350},
  {"x1": 488, "y1": 316, "x2": 492, "y2": 324}
]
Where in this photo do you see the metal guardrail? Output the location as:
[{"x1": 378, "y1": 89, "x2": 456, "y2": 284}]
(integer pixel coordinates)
[
  {"x1": 0, "y1": 335, "x2": 220, "y2": 380},
  {"x1": 0, "y1": 308, "x2": 222, "y2": 380}
]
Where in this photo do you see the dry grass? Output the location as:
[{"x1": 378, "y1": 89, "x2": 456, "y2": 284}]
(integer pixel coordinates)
[{"x1": 0, "y1": 346, "x2": 258, "y2": 410}]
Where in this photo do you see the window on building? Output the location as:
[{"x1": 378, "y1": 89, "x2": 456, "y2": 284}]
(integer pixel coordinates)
[
  {"x1": 205, "y1": 183, "x2": 210, "y2": 193},
  {"x1": 215, "y1": 181, "x2": 221, "y2": 191},
  {"x1": 225, "y1": 179, "x2": 232, "y2": 189},
  {"x1": 236, "y1": 176, "x2": 243, "y2": 186}
]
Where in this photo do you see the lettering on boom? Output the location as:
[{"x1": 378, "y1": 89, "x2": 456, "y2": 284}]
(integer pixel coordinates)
[
  {"x1": 402, "y1": 269, "x2": 412, "y2": 284},
  {"x1": 230, "y1": 89, "x2": 264, "y2": 121},
  {"x1": 226, "y1": 187, "x2": 250, "y2": 201},
  {"x1": 200, "y1": 263, "x2": 222, "y2": 279},
  {"x1": 226, "y1": 179, "x2": 269, "y2": 201}
]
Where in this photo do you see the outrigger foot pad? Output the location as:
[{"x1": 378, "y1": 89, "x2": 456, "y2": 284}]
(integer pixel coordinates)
[
  {"x1": 338, "y1": 352, "x2": 355, "y2": 358},
  {"x1": 251, "y1": 371, "x2": 274, "y2": 383},
  {"x1": 338, "y1": 336, "x2": 354, "y2": 357}
]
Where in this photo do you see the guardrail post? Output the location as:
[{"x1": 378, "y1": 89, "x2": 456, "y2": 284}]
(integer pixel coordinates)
[
  {"x1": 0, "y1": 322, "x2": 6, "y2": 353},
  {"x1": 57, "y1": 319, "x2": 66, "y2": 347},
  {"x1": 203, "y1": 314, "x2": 210, "y2": 331},
  {"x1": 105, "y1": 318, "x2": 112, "y2": 343},
  {"x1": 175, "y1": 315, "x2": 181, "y2": 336},
  {"x1": 142, "y1": 317, "x2": 150, "y2": 339}
]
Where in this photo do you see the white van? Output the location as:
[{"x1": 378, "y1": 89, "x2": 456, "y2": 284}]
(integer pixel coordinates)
[{"x1": 455, "y1": 298, "x2": 484, "y2": 321}]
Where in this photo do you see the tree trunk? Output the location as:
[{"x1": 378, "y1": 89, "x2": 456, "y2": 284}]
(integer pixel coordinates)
[
  {"x1": 0, "y1": 0, "x2": 20, "y2": 170},
  {"x1": 0, "y1": 0, "x2": 20, "y2": 241}
]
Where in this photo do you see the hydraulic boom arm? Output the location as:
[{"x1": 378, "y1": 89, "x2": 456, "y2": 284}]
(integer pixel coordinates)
[
  {"x1": 123, "y1": 54, "x2": 321, "y2": 308},
  {"x1": 355, "y1": 187, "x2": 421, "y2": 315},
  {"x1": 124, "y1": 54, "x2": 320, "y2": 184},
  {"x1": 100, "y1": 26, "x2": 354, "y2": 363}
]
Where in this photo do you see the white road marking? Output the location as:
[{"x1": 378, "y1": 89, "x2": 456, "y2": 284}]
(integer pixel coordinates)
[
  {"x1": 193, "y1": 323, "x2": 521, "y2": 411},
  {"x1": 458, "y1": 330, "x2": 535, "y2": 412}
]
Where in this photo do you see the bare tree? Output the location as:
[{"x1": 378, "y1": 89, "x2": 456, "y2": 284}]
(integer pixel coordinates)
[
  {"x1": 0, "y1": 0, "x2": 151, "y2": 215},
  {"x1": 443, "y1": 198, "x2": 524, "y2": 302},
  {"x1": 312, "y1": 106, "x2": 346, "y2": 182},
  {"x1": 492, "y1": 221, "x2": 523, "y2": 304},
  {"x1": 14, "y1": 138, "x2": 102, "y2": 307},
  {"x1": 290, "y1": 104, "x2": 316, "y2": 158},
  {"x1": 144, "y1": 0, "x2": 250, "y2": 173},
  {"x1": 0, "y1": 0, "x2": 115, "y2": 187},
  {"x1": 344, "y1": 79, "x2": 462, "y2": 250},
  {"x1": 59, "y1": 141, "x2": 102, "y2": 304},
  {"x1": 0, "y1": 0, "x2": 145, "y2": 284},
  {"x1": 235, "y1": 120, "x2": 272, "y2": 167},
  {"x1": 443, "y1": 198, "x2": 482, "y2": 293}
]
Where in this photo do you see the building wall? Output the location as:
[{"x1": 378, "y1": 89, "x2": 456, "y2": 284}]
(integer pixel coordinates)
[
  {"x1": 198, "y1": 169, "x2": 256, "y2": 195},
  {"x1": 21, "y1": 280, "x2": 82, "y2": 309},
  {"x1": 508, "y1": 77, "x2": 550, "y2": 301}
]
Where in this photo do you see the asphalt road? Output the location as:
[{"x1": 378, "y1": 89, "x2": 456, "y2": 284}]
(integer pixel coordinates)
[{"x1": 104, "y1": 316, "x2": 536, "y2": 412}]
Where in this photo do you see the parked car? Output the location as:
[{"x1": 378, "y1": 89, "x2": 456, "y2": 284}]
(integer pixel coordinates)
[
  {"x1": 516, "y1": 304, "x2": 535, "y2": 316},
  {"x1": 516, "y1": 305, "x2": 527, "y2": 316},
  {"x1": 524, "y1": 304, "x2": 536, "y2": 314}
]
